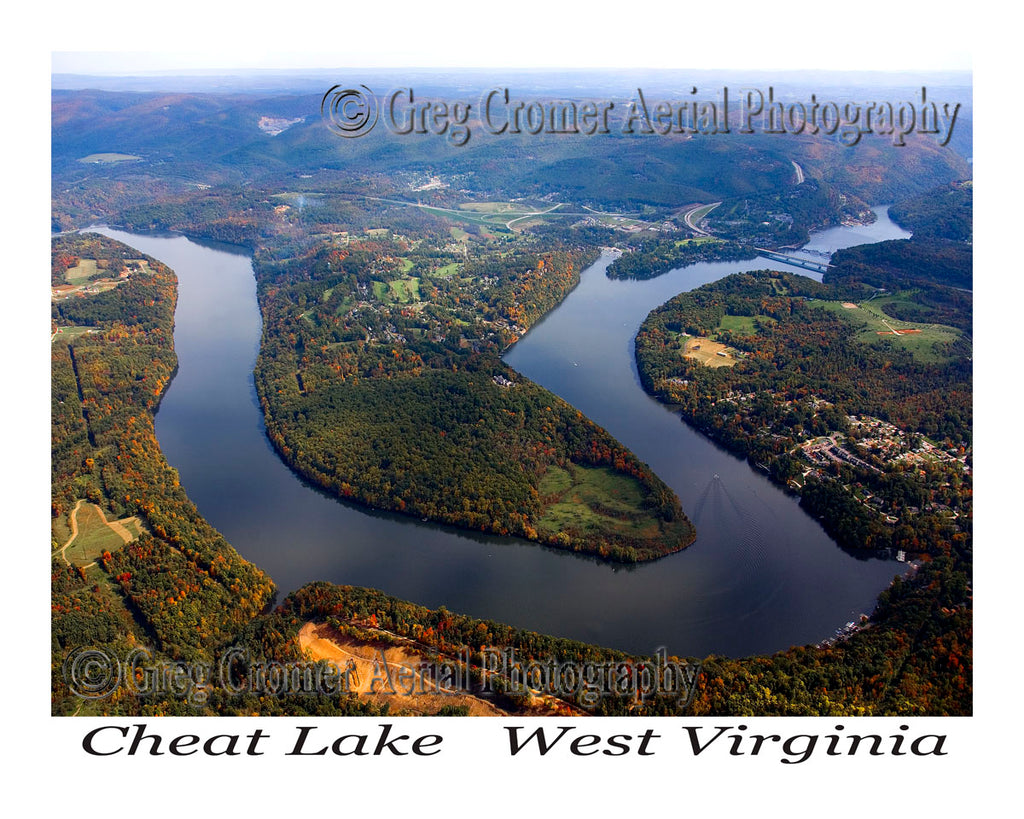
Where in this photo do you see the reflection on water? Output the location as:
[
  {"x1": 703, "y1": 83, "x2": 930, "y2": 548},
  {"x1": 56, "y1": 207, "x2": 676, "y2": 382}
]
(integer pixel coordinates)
[{"x1": 91, "y1": 211, "x2": 907, "y2": 658}]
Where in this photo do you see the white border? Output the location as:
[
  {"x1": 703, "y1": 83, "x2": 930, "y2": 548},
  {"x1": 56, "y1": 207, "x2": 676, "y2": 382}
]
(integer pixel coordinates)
[{"x1": 7, "y1": 1, "x2": 1012, "y2": 812}]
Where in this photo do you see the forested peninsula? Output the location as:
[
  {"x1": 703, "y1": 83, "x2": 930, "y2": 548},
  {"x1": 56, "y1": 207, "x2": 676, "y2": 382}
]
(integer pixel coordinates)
[{"x1": 252, "y1": 232, "x2": 693, "y2": 562}]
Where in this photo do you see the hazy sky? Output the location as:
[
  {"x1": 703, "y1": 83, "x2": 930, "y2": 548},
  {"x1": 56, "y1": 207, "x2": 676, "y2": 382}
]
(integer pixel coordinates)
[
  {"x1": 52, "y1": 50, "x2": 973, "y2": 76},
  {"x1": 48, "y1": 1, "x2": 972, "y2": 75}
]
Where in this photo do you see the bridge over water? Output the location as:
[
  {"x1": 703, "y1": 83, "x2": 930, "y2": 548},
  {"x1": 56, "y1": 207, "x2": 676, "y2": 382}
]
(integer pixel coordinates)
[{"x1": 755, "y1": 248, "x2": 831, "y2": 274}]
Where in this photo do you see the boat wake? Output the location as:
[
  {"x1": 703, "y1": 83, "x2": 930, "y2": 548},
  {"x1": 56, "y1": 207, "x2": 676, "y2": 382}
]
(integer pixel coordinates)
[{"x1": 693, "y1": 474, "x2": 767, "y2": 573}]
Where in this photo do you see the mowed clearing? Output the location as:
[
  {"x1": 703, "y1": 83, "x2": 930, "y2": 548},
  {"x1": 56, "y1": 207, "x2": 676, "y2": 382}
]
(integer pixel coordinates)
[
  {"x1": 371, "y1": 276, "x2": 421, "y2": 304},
  {"x1": 64, "y1": 259, "x2": 99, "y2": 284},
  {"x1": 717, "y1": 312, "x2": 775, "y2": 336},
  {"x1": 808, "y1": 296, "x2": 963, "y2": 364},
  {"x1": 55, "y1": 258, "x2": 153, "y2": 302},
  {"x1": 457, "y1": 201, "x2": 522, "y2": 214},
  {"x1": 64, "y1": 258, "x2": 152, "y2": 285},
  {"x1": 51, "y1": 325, "x2": 101, "y2": 343},
  {"x1": 58, "y1": 499, "x2": 144, "y2": 567}
]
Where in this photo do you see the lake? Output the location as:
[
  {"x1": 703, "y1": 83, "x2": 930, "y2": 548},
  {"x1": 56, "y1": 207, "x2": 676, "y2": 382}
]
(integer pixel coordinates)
[{"x1": 93, "y1": 207, "x2": 909, "y2": 658}]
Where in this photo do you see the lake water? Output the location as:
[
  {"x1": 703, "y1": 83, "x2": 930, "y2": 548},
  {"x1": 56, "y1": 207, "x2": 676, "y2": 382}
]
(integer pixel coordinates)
[{"x1": 93, "y1": 207, "x2": 909, "y2": 658}]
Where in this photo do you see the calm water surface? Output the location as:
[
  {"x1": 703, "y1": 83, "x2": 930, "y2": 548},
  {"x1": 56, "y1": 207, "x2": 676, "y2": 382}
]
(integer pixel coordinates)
[{"x1": 93, "y1": 207, "x2": 909, "y2": 658}]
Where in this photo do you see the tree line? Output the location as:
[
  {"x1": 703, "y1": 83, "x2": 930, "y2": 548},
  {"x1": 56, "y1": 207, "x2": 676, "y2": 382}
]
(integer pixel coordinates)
[{"x1": 51, "y1": 235, "x2": 275, "y2": 714}]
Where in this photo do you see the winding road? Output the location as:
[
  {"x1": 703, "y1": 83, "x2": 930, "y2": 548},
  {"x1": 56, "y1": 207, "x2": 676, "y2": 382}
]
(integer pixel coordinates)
[{"x1": 682, "y1": 202, "x2": 720, "y2": 235}]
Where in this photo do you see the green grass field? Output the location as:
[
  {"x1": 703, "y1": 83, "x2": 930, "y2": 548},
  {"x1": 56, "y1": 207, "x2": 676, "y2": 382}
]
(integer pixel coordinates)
[
  {"x1": 52, "y1": 326, "x2": 101, "y2": 341},
  {"x1": 423, "y1": 206, "x2": 510, "y2": 229},
  {"x1": 64, "y1": 259, "x2": 98, "y2": 284},
  {"x1": 52, "y1": 515, "x2": 72, "y2": 547},
  {"x1": 674, "y1": 236, "x2": 719, "y2": 247},
  {"x1": 718, "y1": 313, "x2": 775, "y2": 335},
  {"x1": 539, "y1": 465, "x2": 575, "y2": 496},
  {"x1": 808, "y1": 295, "x2": 962, "y2": 364},
  {"x1": 61, "y1": 503, "x2": 132, "y2": 566},
  {"x1": 371, "y1": 277, "x2": 422, "y2": 304},
  {"x1": 594, "y1": 214, "x2": 649, "y2": 230},
  {"x1": 458, "y1": 202, "x2": 521, "y2": 214},
  {"x1": 537, "y1": 463, "x2": 659, "y2": 539},
  {"x1": 506, "y1": 217, "x2": 548, "y2": 231}
]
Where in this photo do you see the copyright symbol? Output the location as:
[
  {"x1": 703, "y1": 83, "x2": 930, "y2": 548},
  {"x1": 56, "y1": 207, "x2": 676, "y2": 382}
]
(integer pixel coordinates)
[
  {"x1": 321, "y1": 84, "x2": 378, "y2": 138},
  {"x1": 63, "y1": 647, "x2": 120, "y2": 699}
]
